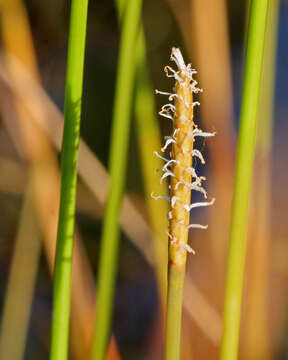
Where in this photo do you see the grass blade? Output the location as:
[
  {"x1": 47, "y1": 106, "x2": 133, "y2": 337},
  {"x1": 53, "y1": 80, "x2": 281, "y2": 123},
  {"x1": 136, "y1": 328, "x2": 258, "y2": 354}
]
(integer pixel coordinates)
[
  {"x1": 50, "y1": 0, "x2": 89, "y2": 359},
  {"x1": 220, "y1": 0, "x2": 269, "y2": 358},
  {"x1": 90, "y1": 0, "x2": 143, "y2": 358}
]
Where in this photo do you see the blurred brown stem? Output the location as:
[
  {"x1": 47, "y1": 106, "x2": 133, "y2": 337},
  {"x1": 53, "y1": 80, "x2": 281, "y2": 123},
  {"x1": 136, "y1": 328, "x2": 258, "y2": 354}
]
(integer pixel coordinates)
[{"x1": 0, "y1": 180, "x2": 41, "y2": 360}]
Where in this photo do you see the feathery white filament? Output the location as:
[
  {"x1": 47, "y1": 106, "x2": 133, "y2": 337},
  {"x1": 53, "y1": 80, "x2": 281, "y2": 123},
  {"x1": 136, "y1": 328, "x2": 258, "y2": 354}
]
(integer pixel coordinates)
[
  {"x1": 187, "y1": 224, "x2": 208, "y2": 230},
  {"x1": 184, "y1": 198, "x2": 215, "y2": 212},
  {"x1": 150, "y1": 192, "x2": 170, "y2": 201},
  {"x1": 180, "y1": 243, "x2": 195, "y2": 254},
  {"x1": 162, "y1": 159, "x2": 177, "y2": 171},
  {"x1": 189, "y1": 129, "x2": 216, "y2": 139},
  {"x1": 161, "y1": 137, "x2": 176, "y2": 152},
  {"x1": 154, "y1": 151, "x2": 169, "y2": 162},
  {"x1": 171, "y1": 196, "x2": 179, "y2": 208},
  {"x1": 164, "y1": 65, "x2": 182, "y2": 82},
  {"x1": 160, "y1": 171, "x2": 175, "y2": 183},
  {"x1": 192, "y1": 149, "x2": 205, "y2": 164}
]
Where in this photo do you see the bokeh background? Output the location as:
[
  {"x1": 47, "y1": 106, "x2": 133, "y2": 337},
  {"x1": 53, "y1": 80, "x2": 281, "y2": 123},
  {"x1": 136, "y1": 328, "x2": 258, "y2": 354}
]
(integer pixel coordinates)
[{"x1": 0, "y1": 0, "x2": 287, "y2": 359}]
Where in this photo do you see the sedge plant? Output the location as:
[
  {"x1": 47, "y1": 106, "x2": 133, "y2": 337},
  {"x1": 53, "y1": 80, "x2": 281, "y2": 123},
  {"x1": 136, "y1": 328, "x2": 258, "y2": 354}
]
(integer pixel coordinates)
[
  {"x1": 220, "y1": 0, "x2": 269, "y2": 359},
  {"x1": 50, "y1": 0, "x2": 89, "y2": 359},
  {"x1": 91, "y1": 0, "x2": 143, "y2": 358},
  {"x1": 152, "y1": 48, "x2": 215, "y2": 360}
]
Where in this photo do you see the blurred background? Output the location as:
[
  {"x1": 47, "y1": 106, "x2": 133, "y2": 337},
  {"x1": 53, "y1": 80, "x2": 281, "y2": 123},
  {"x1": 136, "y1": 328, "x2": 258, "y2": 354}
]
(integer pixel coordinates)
[{"x1": 0, "y1": 0, "x2": 287, "y2": 359}]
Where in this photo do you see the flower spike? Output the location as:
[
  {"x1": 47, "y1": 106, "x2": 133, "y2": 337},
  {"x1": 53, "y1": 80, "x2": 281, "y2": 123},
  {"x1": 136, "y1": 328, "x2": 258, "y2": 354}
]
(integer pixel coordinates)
[
  {"x1": 153, "y1": 48, "x2": 215, "y2": 360},
  {"x1": 152, "y1": 47, "x2": 215, "y2": 260}
]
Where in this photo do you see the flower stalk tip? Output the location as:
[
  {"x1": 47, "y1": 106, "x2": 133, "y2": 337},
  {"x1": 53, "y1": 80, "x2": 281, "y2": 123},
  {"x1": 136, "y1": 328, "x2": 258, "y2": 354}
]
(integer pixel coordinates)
[{"x1": 152, "y1": 47, "x2": 215, "y2": 266}]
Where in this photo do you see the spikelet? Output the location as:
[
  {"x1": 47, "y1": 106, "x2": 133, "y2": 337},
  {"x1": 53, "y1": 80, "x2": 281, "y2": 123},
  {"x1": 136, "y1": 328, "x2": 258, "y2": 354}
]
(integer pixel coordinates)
[{"x1": 152, "y1": 47, "x2": 215, "y2": 267}]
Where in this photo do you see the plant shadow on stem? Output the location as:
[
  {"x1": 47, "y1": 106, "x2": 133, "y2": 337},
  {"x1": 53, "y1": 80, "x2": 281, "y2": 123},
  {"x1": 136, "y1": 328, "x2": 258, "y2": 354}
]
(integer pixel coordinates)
[{"x1": 51, "y1": 85, "x2": 84, "y2": 359}]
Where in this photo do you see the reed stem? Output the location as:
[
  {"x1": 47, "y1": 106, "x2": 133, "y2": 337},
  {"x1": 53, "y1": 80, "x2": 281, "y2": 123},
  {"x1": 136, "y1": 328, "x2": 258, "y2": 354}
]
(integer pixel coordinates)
[
  {"x1": 220, "y1": 0, "x2": 269, "y2": 359},
  {"x1": 243, "y1": 1, "x2": 279, "y2": 358},
  {"x1": 91, "y1": 0, "x2": 143, "y2": 358},
  {"x1": 50, "y1": 1, "x2": 88, "y2": 359},
  {"x1": 165, "y1": 264, "x2": 185, "y2": 360},
  {"x1": 116, "y1": 0, "x2": 169, "y2": 312}
]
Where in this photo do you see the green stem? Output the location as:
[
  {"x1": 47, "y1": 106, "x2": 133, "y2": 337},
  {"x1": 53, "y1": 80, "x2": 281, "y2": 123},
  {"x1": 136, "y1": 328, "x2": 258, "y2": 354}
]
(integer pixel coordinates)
[
  {"x1": 50, "y1": 0, "x2": 88, "y2": 359},
  {"x1": 220, "y1": 0, "x2": 269, "y2": 359},
  {"x1": 117, "y1": 0, "x2": 168, "y2": 311},
  {"x1": 90, "y1": 0, "x2": 143, "y2": 358},
  {"x1": 257, "y1": 0, "x2": 279, "y2": 155},
  {"x1": 243, "y1": 0, "x2": 279, "y2": 358},
  {"x1": 165, "y1": 264, "x2": 185, "y2": 360}
]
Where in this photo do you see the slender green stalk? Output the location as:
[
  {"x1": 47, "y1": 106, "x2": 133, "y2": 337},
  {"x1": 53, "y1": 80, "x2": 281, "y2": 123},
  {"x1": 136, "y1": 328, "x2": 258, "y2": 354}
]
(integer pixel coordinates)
[
  {"x1": 165, "y1": 265, "x2": 185, "y2": 360},
  {"x1": 220, "y1": 1, "x2": 269, "y2": 359},
  {"x1": 256, "y1": 0, "x2": 279, "y2": 155},
  {"x1": 91, "y1": 0, "x2": 143, "y2": 358},
  {"x1": 243, "y1": 1, "x2": 279, "y2": 358},
  {"x1": 50, "y1": 1, "x2": 88, "y2": 359},
  {"x1": 116, "y1": 0, "x2": 168, "y2": 312}
]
